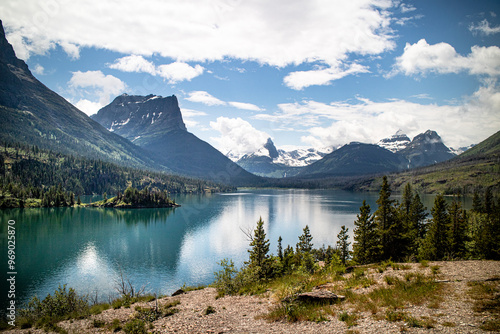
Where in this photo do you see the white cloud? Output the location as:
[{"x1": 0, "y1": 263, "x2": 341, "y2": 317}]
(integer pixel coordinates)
[
  {"x1": 399, "y1": 3, "x2": 416, "y2": 13},
  {"x1": 393, "y1": 39, "x2": 500, "y2": 77},
  {"x1": 33, "y1": 64, "x2": 45, "y2": 75},
  {"x1": 254, "y1": 82, "x2": 500, "y2": 149},
  {"x1": 109, "y1": 55, "x2": 157, "y2": 75},
  {"x1": 228, "y1": 101, "x2": 264, "y2": 111},
  {"x1": 68, "y1": 70, "x2": 127, "y2": 113},
  {"x1": 156, "y1": 62, "x2": 204, "y2": 83},
  {"x1": 284, "y1": 63, "x2": 370, "y2": 90},
  {"x1": 469, "y1": 19, "x2": 500, "y2": 36},
  {"x1": 185, "y1": 91, "x2": 226, "y2": 106},
  {"x1": 109, "y1": 56, "x2": 204, "y2": 83},
  {"x1": 185, "y1": 91, "x2": 264, "y2": 111},
  {"x1": 60, "y1": 41, "x2": 80, "y2": 59},
  {"x1": 1, "y1": 0, "x2": 396, "y2": 67},
  {"x1": 74, "y1": 99, "x2": 102, "y2": 116},
  {"x1": 210, "y1": 117, "x2": 270, "y2": 156},
  {"x1": 180, "y1": 108, "x2": 208, "y2": 129}
]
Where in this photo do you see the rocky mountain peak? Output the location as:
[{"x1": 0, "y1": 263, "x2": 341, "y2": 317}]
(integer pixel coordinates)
[
  {"x1": 410, "y1": 130, "x2": 445, "y2": 147},
  {"x1": 0, "y1": 20, "x2": 29, "y2": 72},
  {"x1": 91, "y1": 94, "x2": 187, "y2": 142},
  {"x1": 264, "y1": 138, "x2": 279, "y2": 159},
  {"x1": 377, "y1": 130, "x2": 411, "y2": 153}
]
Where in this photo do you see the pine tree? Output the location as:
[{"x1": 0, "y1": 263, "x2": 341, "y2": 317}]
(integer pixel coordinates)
[
  {"x1": 472, "y1": 191, "x2": 482, "y2": 212},
  {"x1": 408, "y1": 193, "x2": 428, "y2": 255},
  {"x1": 352, "y1": 200, "x2": 378, "y2": 264},
  {"x1": 449, "y1": 196, "x2": 467, "y2": 258},
  {"x1": 336, "y1": 225, "x2": 351, "y2": 266},
  {"x1": 277, "y1": 236, "x2": 283, "y2": 260},
  {"x1": 374, "y1": 176, "x2": 397, "y2": 260},
  {"x1": 296, "y1": 225, "x2": 313, "y2": 254},
  {"x1": 247, "y1": 217, "x2": 271, "y2": 278},
  {"x1": 420, "y1": 194, "x2": 450, "y2": 260}
]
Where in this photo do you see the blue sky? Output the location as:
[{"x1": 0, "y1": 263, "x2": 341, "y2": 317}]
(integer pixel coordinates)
[{"x1": 2, "y1": 0, "x2": 500, "y2": 156}]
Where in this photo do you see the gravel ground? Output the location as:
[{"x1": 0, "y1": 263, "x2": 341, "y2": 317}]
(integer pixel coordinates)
[{"x1": 4, "y1": 260, "x2": 499, "y2": 334}]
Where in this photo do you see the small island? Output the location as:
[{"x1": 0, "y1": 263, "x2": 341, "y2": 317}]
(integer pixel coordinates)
[{"x1": 88, "y1": 186, "x2": 180, "y2": 208}]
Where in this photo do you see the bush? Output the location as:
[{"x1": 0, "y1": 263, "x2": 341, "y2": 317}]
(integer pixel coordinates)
[
  {"x1": 123, "y1": 319, "x2": 147, "y2": 334},
  {"x1": 18, "y1": 285, "x2": 89, "y2": 329}
]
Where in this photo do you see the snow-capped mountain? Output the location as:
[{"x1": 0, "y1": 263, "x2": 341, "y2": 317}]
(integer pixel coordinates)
[
  {"x1": 377, "y1": 130, "x2": 411, "y2": 153},
  {"x1": 275, "y1": 147, "x2": 333, "y2": 167},
  {"x1": 233, "y1": 138, "x2": 332, "y2": 177}
]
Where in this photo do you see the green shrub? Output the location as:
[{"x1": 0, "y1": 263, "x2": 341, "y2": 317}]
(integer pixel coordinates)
[
  {"x1": 110, "y1": 319, "x2": 122, "y2": 332},
  {"x1": 17, "y1": 285, "x2": 89, "y2": 329},
  {"x1": 123, "y1": 319, "x2": 147, "y2": 334},
  {"x1": 93, "y1": 319, "x2": 105, "y2": 328},
  {"x1": 203, "y1": 305, "x2": 216, "y2": 315},
  {"x1": 338, "y1": 311, "x2": 358, "y2": 327}
]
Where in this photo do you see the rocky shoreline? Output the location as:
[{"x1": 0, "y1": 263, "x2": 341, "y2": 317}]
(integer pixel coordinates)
[{"x1": 4, "y1": 260, "x2": 499, "y2": 334}]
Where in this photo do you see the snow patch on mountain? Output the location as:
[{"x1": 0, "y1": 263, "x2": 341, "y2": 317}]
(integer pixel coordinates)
[{"x1": 377, "y1": 130, "x2": 411, "y2": 153}]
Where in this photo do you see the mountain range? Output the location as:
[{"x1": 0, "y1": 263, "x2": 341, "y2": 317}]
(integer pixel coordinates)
[
  {"x1": 0, "y1": 18, "x2": 493, "y2": 189},
  {"x1": 235, "y1": 130, "x2": 457, "y2": 178}
]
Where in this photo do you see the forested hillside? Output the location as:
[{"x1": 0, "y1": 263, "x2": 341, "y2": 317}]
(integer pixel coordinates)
[{"x1": 0, "y1": 142, "x2": 234, "y2": 208}]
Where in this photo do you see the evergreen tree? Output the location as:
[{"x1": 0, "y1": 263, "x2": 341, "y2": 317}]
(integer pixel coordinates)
[
  {"x1": 277, "y1": 236, "x2": 283, "y2": 261},
  {"x1": 472, "y1": 191, "x2": 482, "y2": 212},
  {"x1": 449, "y1": 196, "x2": 467, "y2": 258},
  {"x1": 352, "y1": 200, "x2": 378, "y2": 264},
  {"x1": 484, "y1": 187, "x2": 494, "y2": 215},
  {"x1": 374, "y1": 176, "x2": 398, "y2": 260},
  {"x1": 247, "y1": 217, "x2": 271, "y2": 278},
  {"x1": 420, "y1": 194, "x2": 450, "y2": 260},
  {"x1": 409, "y1": 193, "x2": 428, "y2": 241},
  {"x1": 296, "y1": 225, "x2": 313, "y2": 254},
  {"x1": 336, "y1": 225, "x2": 351, "y2": 266}
]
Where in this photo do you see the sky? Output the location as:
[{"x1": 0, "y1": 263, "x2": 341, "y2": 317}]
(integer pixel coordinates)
[{"x1": 2, "y1": 0, "x2": 500, "y2": 157}]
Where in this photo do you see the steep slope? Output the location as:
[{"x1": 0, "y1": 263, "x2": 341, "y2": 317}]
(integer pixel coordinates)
[
  {"x1": 92, "y1": 95, "x2": 260, "y2": 185},
  {"x1": 298, "y1": 142, "x2": 407, "y2": 178},
  {"x1": 398, "y1": 130, "x2": 455, "y2": 168},
  {"x1": 0, "y1": 20, "x2": 156, "y2": 169}
]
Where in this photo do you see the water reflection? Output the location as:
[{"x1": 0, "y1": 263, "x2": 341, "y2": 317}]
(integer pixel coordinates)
[{"x1": 0, "y1": 189, "x2": 465, "y2": 313}]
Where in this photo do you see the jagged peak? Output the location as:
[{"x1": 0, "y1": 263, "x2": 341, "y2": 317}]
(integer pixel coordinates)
[
  {"x1": 264, "y1": 137, "x2": 279, "y2": 159},
  {"x1": 0, "y1": 20, "x2": 30, "y2": 72}
]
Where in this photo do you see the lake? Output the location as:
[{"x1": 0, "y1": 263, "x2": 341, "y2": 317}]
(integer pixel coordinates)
[{"x1": 0, "y1": 189, "x2": 467, "y2": 312}]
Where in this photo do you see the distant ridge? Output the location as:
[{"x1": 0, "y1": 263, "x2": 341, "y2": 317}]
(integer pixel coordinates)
[
  {"x1": 298, "y1": 142, "x2": 406, "y2": 178},
  {"x1": 373, "y1": 130, "x2": 500, "y2": 193}
]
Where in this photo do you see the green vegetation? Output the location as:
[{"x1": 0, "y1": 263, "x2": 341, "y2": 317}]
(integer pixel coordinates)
[
  {"x1": 90, "y1": 186, "x2": 179, "y2": 208},
  {"x1": 15, "y1": 281, "x2": 180, "y2": 332},
  {"x1": 212, "y1": 176, "x2": 498, "y2": 326},
  {"x1": 353, "y1": 177, "x2": 500, "y2": 262},
  {"x1": 0, "y1": 141, "x2": 234, "y2": 208},
  {"x1": 468, "y1": 280, "x2": 500, "y2": 331},
  {"x1": 17, "y1": 285, "x2": 89, "y2": 331}
]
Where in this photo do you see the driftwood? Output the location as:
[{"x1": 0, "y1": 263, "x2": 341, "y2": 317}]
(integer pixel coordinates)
[
  {"x1": 283, "y1": 290, "x2": 345, "y2": 303},
  {"x1": 297, "y1": 290, "x2": 345, "y2": 302},
  {"x1": 171, "y1": 289, "x2": 185, "y2": 296}
]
